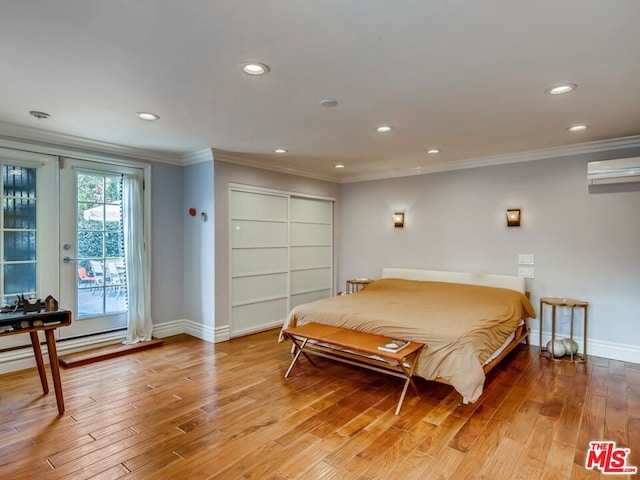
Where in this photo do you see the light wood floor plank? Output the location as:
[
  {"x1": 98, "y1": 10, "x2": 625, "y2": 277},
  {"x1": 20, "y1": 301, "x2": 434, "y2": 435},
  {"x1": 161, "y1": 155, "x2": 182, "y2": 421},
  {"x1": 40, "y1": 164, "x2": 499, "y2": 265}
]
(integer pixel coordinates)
[{"x1": 480, "y1": 436, "x2": 522, "y2": 479}]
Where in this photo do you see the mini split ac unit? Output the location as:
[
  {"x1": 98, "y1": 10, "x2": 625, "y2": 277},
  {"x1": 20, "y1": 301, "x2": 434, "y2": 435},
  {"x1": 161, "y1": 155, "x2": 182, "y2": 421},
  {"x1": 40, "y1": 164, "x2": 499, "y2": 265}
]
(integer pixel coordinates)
[{"x1": 587, "y1": 157, "x2": 640, "y2": 185}]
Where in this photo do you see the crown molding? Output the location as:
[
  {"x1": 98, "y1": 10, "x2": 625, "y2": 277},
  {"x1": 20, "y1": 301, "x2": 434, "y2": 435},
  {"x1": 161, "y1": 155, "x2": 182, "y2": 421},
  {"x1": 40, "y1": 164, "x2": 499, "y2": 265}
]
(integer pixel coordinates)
[
  {"x1": 2, "y1": 120, "x2": 638, "y2": 182},
  {"x1": 213, "y1": 149, "x2": 342, "y2": 183},
  {"x1": 341, "y1": 135, "x2": 640, "y2": 183},
  {"x1": 215, "y1": 135, "x2": 640, "y2": 184},
  {"x1": 0, "y1": 122, "x2": 183, "y2": 165},
  {"x1": 181, "y1": 148, "x2": 214, "y2": 165}
]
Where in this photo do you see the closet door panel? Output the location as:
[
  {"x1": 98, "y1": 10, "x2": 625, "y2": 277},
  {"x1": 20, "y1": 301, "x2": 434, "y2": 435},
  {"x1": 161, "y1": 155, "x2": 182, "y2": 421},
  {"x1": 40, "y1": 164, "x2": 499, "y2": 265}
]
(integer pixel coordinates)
[
  {"x1": 230, "y1": 189, "x2": 289, "y2": 336},
  {"x1": 290, "y1": 197, "x2": 332, "y2": 223},
  {"x1": 231, "y1": 299, "x2": 288, "y2": 334},
  {"x1": 231, "y1": 190, "x2": 287, "y2": 221},
  {"x1": 232, "y1": 273, "x2": 287, "y2": 304},
  {"x1": 232, "y1": 247, "x2": 287, "y2": 275},
  {"x1": 290, "y1": 246, "x2": 331, "y2": 270},
  {"x1": 291, "y1": 267, "x2": 331, "y2": 293},
  {"x1": 290, "y1": 223, "x2": 331, "y2": 245},
  {"x1": 231, "y1": 220, "x2": 287, "y2": 248}
]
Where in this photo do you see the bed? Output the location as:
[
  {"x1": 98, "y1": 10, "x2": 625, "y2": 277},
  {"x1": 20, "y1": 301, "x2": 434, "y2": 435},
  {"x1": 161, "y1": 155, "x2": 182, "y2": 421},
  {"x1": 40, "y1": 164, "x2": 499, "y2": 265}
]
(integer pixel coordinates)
[{"x1": 280, "y1": 268, "x2": 536, "y2": 403}]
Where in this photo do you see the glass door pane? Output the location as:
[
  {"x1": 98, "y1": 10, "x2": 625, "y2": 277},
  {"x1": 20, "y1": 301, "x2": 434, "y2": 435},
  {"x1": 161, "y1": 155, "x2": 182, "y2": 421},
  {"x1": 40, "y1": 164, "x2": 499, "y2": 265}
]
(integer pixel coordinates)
[
  {"x1": 2, "y1": 165, "x2": 38, "y2": 307},
  {"x1": 76, "y1": 172, "x2": 127, "y2": 316}
]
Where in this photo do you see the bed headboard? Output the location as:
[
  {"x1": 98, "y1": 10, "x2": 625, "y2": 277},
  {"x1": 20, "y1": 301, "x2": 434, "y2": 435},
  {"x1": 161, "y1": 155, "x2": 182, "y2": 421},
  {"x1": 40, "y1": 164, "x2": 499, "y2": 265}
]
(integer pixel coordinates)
[{"x1": 381, "y1": 268, "x2": 526, "y2": 293}]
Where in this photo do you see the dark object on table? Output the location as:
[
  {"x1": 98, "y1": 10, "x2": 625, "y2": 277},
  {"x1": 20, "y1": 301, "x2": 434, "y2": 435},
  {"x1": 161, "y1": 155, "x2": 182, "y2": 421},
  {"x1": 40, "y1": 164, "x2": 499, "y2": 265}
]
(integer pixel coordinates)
[
  {"x1": 21, "y1": 295, "x2": 42, "y2": 314},
  {"x1": 45, "y1": 295, "x2": 59, "y2": 312}
]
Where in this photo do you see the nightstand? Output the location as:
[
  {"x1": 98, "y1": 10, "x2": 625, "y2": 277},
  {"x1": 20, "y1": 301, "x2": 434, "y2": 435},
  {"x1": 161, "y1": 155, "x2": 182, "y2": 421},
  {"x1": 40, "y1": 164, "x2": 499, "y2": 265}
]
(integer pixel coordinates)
[
  {"x1": 346, "y1": 278, "x2": 373, "y2": 293},
  {"x1": 539, "y1": 297, "x2": 588, "y2": 363}
]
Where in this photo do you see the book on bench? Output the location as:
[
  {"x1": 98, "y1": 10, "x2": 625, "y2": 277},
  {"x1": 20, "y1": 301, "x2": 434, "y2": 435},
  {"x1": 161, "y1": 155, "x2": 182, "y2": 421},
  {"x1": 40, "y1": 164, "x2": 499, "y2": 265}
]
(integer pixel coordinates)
[{"x1": 377, "y1": 339, "x2": 410, "y2": 353}]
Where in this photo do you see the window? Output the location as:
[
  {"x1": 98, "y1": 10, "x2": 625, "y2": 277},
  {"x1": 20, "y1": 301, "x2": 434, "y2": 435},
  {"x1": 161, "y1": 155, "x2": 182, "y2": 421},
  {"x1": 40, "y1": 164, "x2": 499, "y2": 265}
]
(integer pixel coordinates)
[
  {"x1": 1, "y1": 165, "x2": 38, "y2": 307},
  {"x1": 76, "y1": 171, "x2": 127, "y2": 316}
]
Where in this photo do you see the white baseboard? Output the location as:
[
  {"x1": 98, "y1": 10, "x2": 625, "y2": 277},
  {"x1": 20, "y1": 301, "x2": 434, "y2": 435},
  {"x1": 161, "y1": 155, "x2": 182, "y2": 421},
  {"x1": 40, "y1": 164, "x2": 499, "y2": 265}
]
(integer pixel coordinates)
[
  {"x1": 152, "y1": 319, "x2": 282, "y2": 342},
  {"x1": 214, "y1": 324, "x2": 230, "y2": 342},
  {"x1": 152, "y1": 320, "x2": 186, "y2": 339},
  {"x1": 152, "y1": 319, "x2": 229, "y2": 344},
  {"x1": 529, "y1": 328, "x2": 640, "y2": 364},
  {"x1": 184, "y1": 319, "x2": 216, "y2": 343}
]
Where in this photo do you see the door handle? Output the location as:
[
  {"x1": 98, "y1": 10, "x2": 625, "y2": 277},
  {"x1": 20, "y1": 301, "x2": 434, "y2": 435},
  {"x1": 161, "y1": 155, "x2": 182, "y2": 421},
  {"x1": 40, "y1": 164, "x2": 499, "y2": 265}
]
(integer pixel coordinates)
[{"x1": 63, "y1": 256, "x2": 79, "y2": 263}]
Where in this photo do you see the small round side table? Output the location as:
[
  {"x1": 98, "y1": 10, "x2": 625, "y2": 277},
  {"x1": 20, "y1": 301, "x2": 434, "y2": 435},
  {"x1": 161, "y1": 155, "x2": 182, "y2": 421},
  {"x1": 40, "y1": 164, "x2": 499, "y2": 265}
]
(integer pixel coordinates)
[
  {"x1": 539, "y1": 297, "x2": 588, "y2": 363},
  {"x1": 346, "y1": 278, "x2": 373, "y2": 294}
]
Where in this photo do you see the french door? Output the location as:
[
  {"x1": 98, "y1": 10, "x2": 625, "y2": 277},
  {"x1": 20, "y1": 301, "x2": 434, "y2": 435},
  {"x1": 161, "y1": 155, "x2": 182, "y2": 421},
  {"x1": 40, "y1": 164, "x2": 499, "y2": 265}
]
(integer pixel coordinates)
[{"x1": 59, "y1": 158, "x2": 141, "y2": 338}]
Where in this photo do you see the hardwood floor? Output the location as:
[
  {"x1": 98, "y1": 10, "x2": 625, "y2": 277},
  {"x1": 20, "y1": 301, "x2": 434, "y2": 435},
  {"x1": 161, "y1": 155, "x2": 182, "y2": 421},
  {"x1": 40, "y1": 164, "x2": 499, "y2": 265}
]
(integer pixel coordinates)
[{"x1": 0, "y1": 330, "x2": 638, "y2": 479}]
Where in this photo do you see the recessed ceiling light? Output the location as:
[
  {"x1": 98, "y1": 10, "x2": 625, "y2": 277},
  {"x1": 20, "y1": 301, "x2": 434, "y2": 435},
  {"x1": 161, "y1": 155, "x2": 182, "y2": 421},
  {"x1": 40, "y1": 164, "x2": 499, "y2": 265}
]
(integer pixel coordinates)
[
  {"x1": 136, "y1": 112, "x2": 160, "y2": 121},
  {"x1": 334, "y1": 164, "x2": 345, "y2": 169},
  {"x1": 376, "y1": 125, "x2": 393, "y2": 133},
  {"x1": 427, "y1": 149, "x2": 441, "y2": 154},
  {"x1": 241, "y1": 62, "x2": 270, "y2": 76},
  {"x1": 320, "y1": 99, "x2": 338, "y2": 108},
  {"x1": 29, "y1": 110, "x2": 51, "y2": 120},
  {"x1": 568, "y1": 124, "x2": 589, "y2": 132},
  {"x1": 274, "y1": 149, "x2": 287, "y2": 153},
  {"x1": 545, "y1": 83, "x2": 578, "y2": 95}
]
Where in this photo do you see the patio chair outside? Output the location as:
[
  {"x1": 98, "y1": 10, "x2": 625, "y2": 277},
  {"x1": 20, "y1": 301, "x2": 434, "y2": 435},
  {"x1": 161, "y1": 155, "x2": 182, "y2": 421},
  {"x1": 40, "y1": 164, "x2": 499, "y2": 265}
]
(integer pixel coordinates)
[{"x1": 77, "y1": 267, "x2": 100, "y2": 293}]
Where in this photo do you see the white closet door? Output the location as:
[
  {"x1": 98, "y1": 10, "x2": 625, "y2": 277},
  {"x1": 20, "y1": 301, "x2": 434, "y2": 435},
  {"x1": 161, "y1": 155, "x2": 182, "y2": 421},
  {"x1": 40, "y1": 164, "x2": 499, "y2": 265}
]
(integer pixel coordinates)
[
  {"x1": 290, "y1": 196, "x2": 333, "y2": 310},
  {"x1": 229, "y1": 188, "x2": 334, "y2": 336},
  {"x1": 230, "y1": 190, "x2": 288, "y2": 336}
]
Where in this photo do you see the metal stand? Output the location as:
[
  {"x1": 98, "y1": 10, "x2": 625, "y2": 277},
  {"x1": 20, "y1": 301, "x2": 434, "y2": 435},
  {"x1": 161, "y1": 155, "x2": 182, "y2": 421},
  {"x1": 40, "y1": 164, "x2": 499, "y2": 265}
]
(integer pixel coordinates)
[{"x1": 539, "y1": 297, "x2": 588, "y2": 363}]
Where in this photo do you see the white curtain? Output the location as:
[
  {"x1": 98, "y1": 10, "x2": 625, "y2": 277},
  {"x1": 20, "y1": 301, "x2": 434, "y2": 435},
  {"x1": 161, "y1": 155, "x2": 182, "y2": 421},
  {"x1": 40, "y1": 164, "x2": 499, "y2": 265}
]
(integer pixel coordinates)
[{"x1": 122, "y1": 174, "x2": 152, "y2": 343}]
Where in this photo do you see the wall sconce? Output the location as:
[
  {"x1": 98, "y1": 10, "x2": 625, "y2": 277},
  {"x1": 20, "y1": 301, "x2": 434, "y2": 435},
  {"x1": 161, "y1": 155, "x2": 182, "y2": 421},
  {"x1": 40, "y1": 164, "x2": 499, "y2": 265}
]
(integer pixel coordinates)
[
  {"x1": 506, "y1": 208, "x2": 521, "y2": 227},
  {"x1": 393, "y1": 212, "x2": 405, "y2": 228}
]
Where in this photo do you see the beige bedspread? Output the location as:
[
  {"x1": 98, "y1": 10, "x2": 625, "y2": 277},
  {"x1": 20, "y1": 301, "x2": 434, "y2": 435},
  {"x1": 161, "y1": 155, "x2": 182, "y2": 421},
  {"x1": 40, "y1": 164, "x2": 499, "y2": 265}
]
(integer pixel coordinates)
[{"x1": 281, "y1": 278, "x2": 536, "y2": 403}]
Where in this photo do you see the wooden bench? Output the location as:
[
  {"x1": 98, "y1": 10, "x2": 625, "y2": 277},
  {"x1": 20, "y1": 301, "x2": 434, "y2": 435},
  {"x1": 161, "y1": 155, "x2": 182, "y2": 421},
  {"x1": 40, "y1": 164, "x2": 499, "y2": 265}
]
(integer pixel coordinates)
[{"x1": 281, "y1": 322, "x2": 425, "y2": 414}]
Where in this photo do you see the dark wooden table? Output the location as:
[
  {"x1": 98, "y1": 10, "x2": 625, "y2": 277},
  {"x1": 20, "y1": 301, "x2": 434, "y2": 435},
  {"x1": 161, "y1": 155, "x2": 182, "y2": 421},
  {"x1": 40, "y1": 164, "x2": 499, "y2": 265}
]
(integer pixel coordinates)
[{"x1": 0, "y1": 309, "x2": 72, "y2": 414}]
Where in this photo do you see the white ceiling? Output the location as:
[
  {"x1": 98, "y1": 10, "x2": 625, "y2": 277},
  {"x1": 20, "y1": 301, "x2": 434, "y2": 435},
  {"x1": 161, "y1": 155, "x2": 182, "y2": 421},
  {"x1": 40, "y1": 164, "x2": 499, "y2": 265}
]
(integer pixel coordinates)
[{"x1": 1, "y1": 1, "x2": 639, "y2": 181}]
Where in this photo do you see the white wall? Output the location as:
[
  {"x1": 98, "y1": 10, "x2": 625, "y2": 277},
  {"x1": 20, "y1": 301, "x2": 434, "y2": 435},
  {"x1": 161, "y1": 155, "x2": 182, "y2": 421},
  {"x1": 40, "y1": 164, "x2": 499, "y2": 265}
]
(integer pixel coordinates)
[
  {"x1": 148, "y1": 162, "x2": 185, "y2": 325},
  {"x1": 182, "y1": 160, "x2": 215, "y2": 337},
  {"x1": 338, "y1": 150, "x2": 640, "y2": 362},
  {"x1": 214, "y1": 160, "x2": 341, "y2": 338}
]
